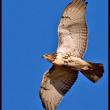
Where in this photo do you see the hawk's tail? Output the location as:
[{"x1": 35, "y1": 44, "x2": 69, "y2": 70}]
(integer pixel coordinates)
[{"x1": 80, "y1": 62, "x2": 104, "y2": 83}]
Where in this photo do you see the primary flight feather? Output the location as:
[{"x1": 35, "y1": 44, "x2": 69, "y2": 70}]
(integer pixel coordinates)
[{"x1": 39, "y1": 0, "x2": 104, "y2": 110}]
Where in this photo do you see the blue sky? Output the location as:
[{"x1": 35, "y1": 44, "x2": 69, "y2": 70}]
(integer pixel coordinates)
[{"x1": 2, "y1": 0, "x2": 108, "y2": 110}]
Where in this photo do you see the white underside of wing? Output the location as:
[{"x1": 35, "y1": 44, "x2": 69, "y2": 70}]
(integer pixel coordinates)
[{"x1": 57, "y1": 0, "x2": 88, "y2": 58}]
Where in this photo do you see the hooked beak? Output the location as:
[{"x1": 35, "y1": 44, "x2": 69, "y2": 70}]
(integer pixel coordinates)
[{"x1": 42, "y1": 54, "x2": 55, "y2": 62}]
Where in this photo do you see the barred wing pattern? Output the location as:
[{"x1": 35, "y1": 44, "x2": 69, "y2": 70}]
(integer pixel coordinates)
[
  {"x1": 40, "y1": 66, "x2": 78, "y2": 110},
  {"x1": 57, "y1": 0, "x2": 88, "y2": 58}
]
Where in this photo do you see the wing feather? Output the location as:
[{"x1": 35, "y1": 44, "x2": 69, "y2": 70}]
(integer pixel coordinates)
[
  {"x1": 39, "y1": 65, "x2": 78, "y2": 110},
  {"x1": 57, "y1": 0, "x2": 88, "y2": 58}
]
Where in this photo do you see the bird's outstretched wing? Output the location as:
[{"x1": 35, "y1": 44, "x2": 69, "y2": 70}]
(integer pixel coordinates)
[
  {"x1": 57, "y1": 0, "x2": 88, "y2": 58},
  {"x1": 39, "y1": 65, "x2": 78, "y2": 110}
]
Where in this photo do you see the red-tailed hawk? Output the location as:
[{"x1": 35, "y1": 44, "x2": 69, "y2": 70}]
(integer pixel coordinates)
[{"x1": 39, "y1": 0, "x2": 104, "y2": 110}]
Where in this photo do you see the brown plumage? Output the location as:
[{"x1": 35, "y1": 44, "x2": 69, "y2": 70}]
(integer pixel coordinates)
[
  {"x1": 39, "y1": 0, "x2": 104, "y2": 110},
  {"x1": 40, "y1": 66, "x2": 78, "y2": 110}
]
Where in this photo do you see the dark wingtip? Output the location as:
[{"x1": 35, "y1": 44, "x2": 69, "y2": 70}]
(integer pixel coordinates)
[
  {"x1": 82, "y1": 0, "x2": 88, "y2": 5},
  {"x1": 86, "y1": 2, "x2": 88, "y2": 5}
]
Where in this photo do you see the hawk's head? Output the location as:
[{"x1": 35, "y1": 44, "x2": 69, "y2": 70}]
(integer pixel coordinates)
[
  {"x1": 42, "y1": 53, "x2": 57, "y2": 63},
  {"x1": 42, "y1": 52, "x2": 67, "y2": 66}
]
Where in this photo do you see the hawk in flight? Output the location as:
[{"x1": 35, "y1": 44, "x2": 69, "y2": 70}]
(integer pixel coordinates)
[{"x1": 39, "y1": 0, "x2": 104, "y2": 110}]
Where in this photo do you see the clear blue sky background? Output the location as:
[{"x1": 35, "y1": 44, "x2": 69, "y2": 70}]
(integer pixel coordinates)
[{"x1": 2, "y1": 0, "x2": 108, "y2": 110}]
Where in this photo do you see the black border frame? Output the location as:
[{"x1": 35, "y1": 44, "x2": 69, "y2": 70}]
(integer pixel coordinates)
[
  {"x1": 108, "y1": 0, "x2": 109, "y2": 109},
  {"x1": 0, "y1": 0, "x2": 109, "y2": 110},
  {"x1": 0, "y1": 0, "x2": 2, "y2": 109}
]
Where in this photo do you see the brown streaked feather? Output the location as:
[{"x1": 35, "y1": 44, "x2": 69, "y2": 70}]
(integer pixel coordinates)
[
  {"x1": 57, "y1": 0, "x2": 88, "y2": 58},
  {"x1": 39, "y1": 65, "x2": 78, "y2": 110}
]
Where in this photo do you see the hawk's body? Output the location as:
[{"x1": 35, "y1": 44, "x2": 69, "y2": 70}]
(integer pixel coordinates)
[{"x1": 39, "y1": 0, "x2": 104, "y2": 110}]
